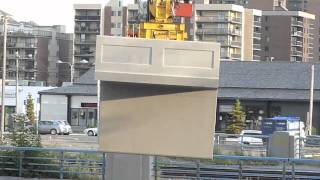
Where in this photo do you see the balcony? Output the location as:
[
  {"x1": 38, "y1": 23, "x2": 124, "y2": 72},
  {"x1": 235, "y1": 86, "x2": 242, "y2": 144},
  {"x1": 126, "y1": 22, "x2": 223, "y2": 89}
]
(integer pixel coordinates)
[
  {"x1": 291, "y1": 20, "x2": 304, "y2": 27},
  {"x1": 7, "y1": 42, "x2": 37, "y2": 49},
  {"x1": 216, "y1": 40, "x2": 241, "y2": 47},
  {"x1": 75, "y1": 15, "x2": 100, "y2": 21},
  {"x1": 253, "y1": 32, "x2": 261, "y2": 39},
  {"x1": 231, "y1": 53, "x2": 241, "y2": 59},
  {"x1": 196, "y1": 28, "x2": 241, "y2": 36},
  {"x1": 195, "y1": 16, "x2": 241, "y2": 23},
  {"x1": 292, "y1": 31, "x2": 303, "y2": 37},
  {"x1": 74, "y1": 40, "x2": 96, "y2": 45},
  {"x1": 253, "y1": 55, "x2": 261, "y2": 61},
  {"x1": 254, "y1": 21, "x2": 261, "y2": 27},
  {"x1": 253, "y1": 44, "x2": 261, "y2": 50},
  {"x1": 74, "y1": 51, "x2": 95, "y2": 57},
  {"x1": 291, "y1": 51, "x2": 303, "y2": 57},
  {"x1": 74, "y1": 27, "x2": 100, "y2": 34},
  {"x1": 7, "y1": 30, "x2": 52, "y2": 38},
  {"x1": 291, "y1": 41, "x2": 303, "y2": 47}
]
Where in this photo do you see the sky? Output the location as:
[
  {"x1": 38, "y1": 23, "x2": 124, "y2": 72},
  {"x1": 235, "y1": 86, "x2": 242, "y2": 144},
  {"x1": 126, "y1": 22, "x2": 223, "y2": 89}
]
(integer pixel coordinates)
[{"x1": 0, "y1": 0, "x2": 132, "y2": 33}]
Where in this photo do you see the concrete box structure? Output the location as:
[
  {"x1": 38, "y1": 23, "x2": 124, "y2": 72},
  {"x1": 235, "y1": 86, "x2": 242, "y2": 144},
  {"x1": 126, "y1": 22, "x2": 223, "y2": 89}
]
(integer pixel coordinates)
[
  {"x1": 268, "y1": 131, "x2": 300, "y2": 158},
  {"x1": 96, "y1": 36, "x2": 220, "y2": 159}
]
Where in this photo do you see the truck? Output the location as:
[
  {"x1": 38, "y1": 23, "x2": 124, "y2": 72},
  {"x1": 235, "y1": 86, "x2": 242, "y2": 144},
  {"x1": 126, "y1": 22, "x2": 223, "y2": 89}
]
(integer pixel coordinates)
[{"x1": 261, "y1": 116, "x2": 305, "y2": 138}]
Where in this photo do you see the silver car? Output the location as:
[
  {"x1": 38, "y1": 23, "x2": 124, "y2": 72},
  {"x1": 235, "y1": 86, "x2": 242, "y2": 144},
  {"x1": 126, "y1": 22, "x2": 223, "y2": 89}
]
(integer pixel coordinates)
[{"x1": 38, "y1": 120, "x2": 72, "y2": 135}]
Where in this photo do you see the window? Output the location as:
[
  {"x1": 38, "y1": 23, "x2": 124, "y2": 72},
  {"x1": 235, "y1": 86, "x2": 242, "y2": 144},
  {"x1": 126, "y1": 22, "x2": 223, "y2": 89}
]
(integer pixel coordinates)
[
  {"x1": 111, "y1": 23, "x2": 116, "y2": 28},
  {"x1": 70, "y1": 108, "x2": 97, "y2": 127},
  {"x1": 119, "y1": 1, "x2": 121, "y2": 7},
  {"x1": 112, "y1": 11, "x2": 116, "y2": 16},
  {"x1": 265, "y1": 26, "x2": 269, "y2": 31},
  {"x1": 117, "y1": 23, "x2": 122, "y2": 28},
  {"x1": 118, "y1": 11, "x2": 122, "y2": 16}
]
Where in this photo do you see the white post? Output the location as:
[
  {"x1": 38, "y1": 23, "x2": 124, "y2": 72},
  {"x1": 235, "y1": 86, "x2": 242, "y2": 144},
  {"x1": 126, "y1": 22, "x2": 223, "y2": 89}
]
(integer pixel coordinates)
[
  {"x1": 308, "y1": 64, "x2": 314, "y2": 135},
  {"x1": 15, "y1": 51, "x2": 19, "y2": 114},
  {"x1": 70, "y1": 63, "x2": 74, "y2": 84},
  {"x1": 1, "y1": 16, "x2": 7, "y2": 140}
]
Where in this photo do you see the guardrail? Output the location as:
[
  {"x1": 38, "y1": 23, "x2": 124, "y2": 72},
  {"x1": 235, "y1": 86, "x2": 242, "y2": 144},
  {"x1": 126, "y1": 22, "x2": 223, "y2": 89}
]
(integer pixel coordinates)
[
  {"x1": 0, "y1": 146, "x2": 106, "y2": 180},
  {"x1": 154, "y1": 155, "x2": 320, "y2": 180}
]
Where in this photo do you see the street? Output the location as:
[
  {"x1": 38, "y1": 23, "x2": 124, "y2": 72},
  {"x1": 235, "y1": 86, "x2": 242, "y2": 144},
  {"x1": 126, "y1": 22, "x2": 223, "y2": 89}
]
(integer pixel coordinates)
[{"x1": 41, "y1": 134, "x2": 98, "y2": 149}]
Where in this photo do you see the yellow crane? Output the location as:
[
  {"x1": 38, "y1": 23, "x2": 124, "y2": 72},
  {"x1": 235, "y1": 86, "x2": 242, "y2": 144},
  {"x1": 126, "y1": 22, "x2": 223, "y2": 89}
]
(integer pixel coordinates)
[{"x1": 137, "y1": 0, "x2": 192, "y2": 40}]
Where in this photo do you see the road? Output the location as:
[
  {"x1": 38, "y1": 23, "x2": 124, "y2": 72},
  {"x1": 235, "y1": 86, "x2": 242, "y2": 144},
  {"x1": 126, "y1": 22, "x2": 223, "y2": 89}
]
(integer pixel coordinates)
[{"x1": 41, "y1": 134, "x2": 98, "y2": 149}]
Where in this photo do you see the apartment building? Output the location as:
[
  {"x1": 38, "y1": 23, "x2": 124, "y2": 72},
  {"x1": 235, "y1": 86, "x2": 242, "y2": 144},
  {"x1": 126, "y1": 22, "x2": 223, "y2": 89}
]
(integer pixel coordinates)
[
  {"x1": 73, "y1": 4, "x2": 102, "y2": 79},
  {"x1": 211, "y1": 0, "x2": 284, "y2": 11},
  {"x1": 193, "y1": 4, "x2": 262, "y2": 61},
  {"x1": 126, "y1": 4, "x2": 139, "y2": 37},
  {"x1": 73, "y1": 1, "x2": 126, "y2": 80},
  {"x1": 261, "y1": 11, "x2": 315, "y2": 62},
  {"x1": 35, "y1": 25, "x2": 73, "y2": 86},
  {"x1": 286, "y1": 0, "x2": 320, "y2": 62}
]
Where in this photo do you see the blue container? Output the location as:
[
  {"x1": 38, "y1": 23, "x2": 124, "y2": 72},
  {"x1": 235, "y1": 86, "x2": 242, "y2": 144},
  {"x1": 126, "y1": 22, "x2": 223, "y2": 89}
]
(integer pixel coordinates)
[{"x1": 261, "y1": 116, "x2": 301, "y2": 135}]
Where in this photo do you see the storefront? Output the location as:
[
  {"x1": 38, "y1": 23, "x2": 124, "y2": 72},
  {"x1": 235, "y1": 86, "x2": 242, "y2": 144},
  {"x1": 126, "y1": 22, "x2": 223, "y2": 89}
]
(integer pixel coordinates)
[{"x1": 39, "y1": 69, "x2": 97, "y2": 132}]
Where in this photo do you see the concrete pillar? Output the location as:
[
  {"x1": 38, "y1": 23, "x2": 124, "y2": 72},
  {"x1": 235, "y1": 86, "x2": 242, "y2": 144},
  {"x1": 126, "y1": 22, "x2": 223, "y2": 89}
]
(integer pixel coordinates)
[{"x1": 95, "y1": 36, "x2": 220, "y2": 180}]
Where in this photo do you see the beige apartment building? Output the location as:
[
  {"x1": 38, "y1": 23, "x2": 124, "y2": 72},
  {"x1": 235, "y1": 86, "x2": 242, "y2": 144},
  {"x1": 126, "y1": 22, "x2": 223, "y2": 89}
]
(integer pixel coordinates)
[
  {"x1": 73, "y1": 4, "x2": 103, "y2": 79},
  {"x1": 74, "y1": 1, "x2": 127, "y2": 79},
  {"x1": 261, "y1": 11, "x2": 315, "y2": 62},
  {"x1": 193, "y1": 4, "x2": 262, "y2": 61}
]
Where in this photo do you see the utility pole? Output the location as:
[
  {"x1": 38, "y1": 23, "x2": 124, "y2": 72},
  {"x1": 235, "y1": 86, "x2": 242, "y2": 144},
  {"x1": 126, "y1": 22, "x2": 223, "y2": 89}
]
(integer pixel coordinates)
[
  {"x1": 308, "y1": 64, "x2": 314, "y2": 135},
  {"x1": 1, "y1": 16, "x2": 8, "y2": 140},
  {"x1": 15, "y1": 51, "x2": 19, "y2": 114}
]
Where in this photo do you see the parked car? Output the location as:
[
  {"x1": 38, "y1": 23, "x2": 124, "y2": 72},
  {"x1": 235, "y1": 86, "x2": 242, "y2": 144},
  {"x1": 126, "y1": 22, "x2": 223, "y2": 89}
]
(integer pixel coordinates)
[
  {"x1": 38, "y1": 120, "x2": 72, "y2": 135},
  {"x1": 84, "y1": 127, "x2": 98, "y2": 136},
  {"x1": 226, "y1": 130, "x2": 264, "y2": 145}
]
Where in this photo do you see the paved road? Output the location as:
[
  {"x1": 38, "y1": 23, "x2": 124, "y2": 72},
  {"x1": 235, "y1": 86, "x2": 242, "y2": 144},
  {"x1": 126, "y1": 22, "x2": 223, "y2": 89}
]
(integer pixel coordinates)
[{"x1": 41, "y1": 134, "x2": 98, "y2": 149}]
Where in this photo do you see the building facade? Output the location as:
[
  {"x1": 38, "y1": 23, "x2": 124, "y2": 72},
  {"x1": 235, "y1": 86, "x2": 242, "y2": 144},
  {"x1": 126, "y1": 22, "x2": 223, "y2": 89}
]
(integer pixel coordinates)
[
  {"x1": 0, "y1": 13, "x2": 73, "y2": 86},
  {"x1": 39, "y1": 69, "x2": 97, "y2": 132},
  {"x1": 286, "y1": 0, "x2": 320, "y2": 62},
  {"x1": 73, "y1": 4, "x2": 102, "y2": 79},
  {"x1": 261, "y1": 11, "x2": 315, "y2": 62},
  {"x1": 193, "y1": 4, "x2": 262, "y2": 61}
]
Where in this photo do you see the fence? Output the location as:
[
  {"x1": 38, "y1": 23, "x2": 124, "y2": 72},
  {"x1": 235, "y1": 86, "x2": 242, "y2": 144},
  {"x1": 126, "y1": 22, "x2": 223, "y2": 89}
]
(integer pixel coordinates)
[
  {"x1": 0, "y1": 146, "x2": 106, "y2": 180},
  {"x1": 214, "y1": 133, "x2": 320, "y2": 158},
  {"x1": 153, "y1": 155, "x2": 320, "y2": 180}
]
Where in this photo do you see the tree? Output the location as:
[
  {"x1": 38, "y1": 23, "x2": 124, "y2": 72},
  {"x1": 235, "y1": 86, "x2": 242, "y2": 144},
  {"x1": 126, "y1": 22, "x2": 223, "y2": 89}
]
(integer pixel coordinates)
[
  {"x1": 25, "y1": 94, "x2": 36, "y2": 124},
  {"x1": 10, "y1": 113, "x2": 41, "y2": 147},
  {"x1": 225, "y1": 99, "x2": 246, "y2": 134}
]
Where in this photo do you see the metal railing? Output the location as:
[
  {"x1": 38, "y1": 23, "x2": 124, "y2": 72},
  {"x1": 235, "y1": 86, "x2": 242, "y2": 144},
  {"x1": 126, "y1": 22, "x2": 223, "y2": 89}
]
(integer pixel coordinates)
[
  {"x1": 195, "y1": 16, "x2": 241, "y2": 23},
  {"x1": 196, "y1": 28, "x2": 241, "y2": 36},
  {"x1": 154, "y1": 155, "x2": 320, "y2": 180},
  {"x1": 0, "y1": 146, "x2": 106, "y2": 180}
]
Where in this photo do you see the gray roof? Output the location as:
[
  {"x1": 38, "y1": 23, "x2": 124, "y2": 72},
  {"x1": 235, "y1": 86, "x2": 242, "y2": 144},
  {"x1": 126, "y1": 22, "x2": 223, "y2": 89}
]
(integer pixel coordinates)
[
  {"x1": 39, "y1": 84, "x2": 97, "y2": 96},
  {"x1": 40, "y1": 68, "x2": 97, "y2": 95},
  {"x1": 219, "y1": 61, "x2": 320, "y2": 101},
  {"x1": 74, "y1": 68, "x2": 97, "y2": 85},
  {"x1": 40, "y1": 61, "x2": 320, "y2": 100},
  {"x1": 219, "y1": 61, "x2": 320, "y2": 90}
]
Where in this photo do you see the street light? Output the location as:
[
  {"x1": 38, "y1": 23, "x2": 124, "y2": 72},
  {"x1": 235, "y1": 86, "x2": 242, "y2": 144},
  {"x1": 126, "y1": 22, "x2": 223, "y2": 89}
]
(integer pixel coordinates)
[
  {"x1": 56, "y1": 59, "x2": 89, "y2": 84},
  {"x1": 15, "y1": 50, "x2": 20, "y2": 114},
  {"x1": 1, "y1": 13, "x2": 10, "y2": 140}
]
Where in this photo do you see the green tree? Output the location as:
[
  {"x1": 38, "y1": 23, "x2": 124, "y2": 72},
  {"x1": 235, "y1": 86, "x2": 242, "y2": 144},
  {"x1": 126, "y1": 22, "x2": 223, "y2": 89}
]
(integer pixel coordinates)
[
  {"x1": 225, "y1": 99, "x2": 246, "y2": 134},
  {"x1": 10, "y1": 113, "x2": 41, "y2": 147},
  {"x1": 25, "y1": 94, "x2": 36, "y2": 123}
]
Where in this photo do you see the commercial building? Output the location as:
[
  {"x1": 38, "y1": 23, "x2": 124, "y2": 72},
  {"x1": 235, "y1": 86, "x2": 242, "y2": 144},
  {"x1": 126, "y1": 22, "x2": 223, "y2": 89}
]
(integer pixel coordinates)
[
  {"x1": 0, "y1": 85, "x2": 54, "y2": 131},
  {"x1": 39, "y1": 69, "x2": 97, "y2": 132},
  {"x1": 39, "y1": 61, "x2": 320, "y2": 134},
  {"x1": 193, "y1": 4, "x2": 262, "y2": 61},
  {"x1": 261, "y1": 10, "x2": 315, "y2": 62}
]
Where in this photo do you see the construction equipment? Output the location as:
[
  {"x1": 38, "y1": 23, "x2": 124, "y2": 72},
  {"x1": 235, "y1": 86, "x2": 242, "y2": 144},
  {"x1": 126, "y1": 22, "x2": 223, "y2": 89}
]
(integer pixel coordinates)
[{"x1": 136, "y1": 0, "x2": 192, "y2": 40}]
